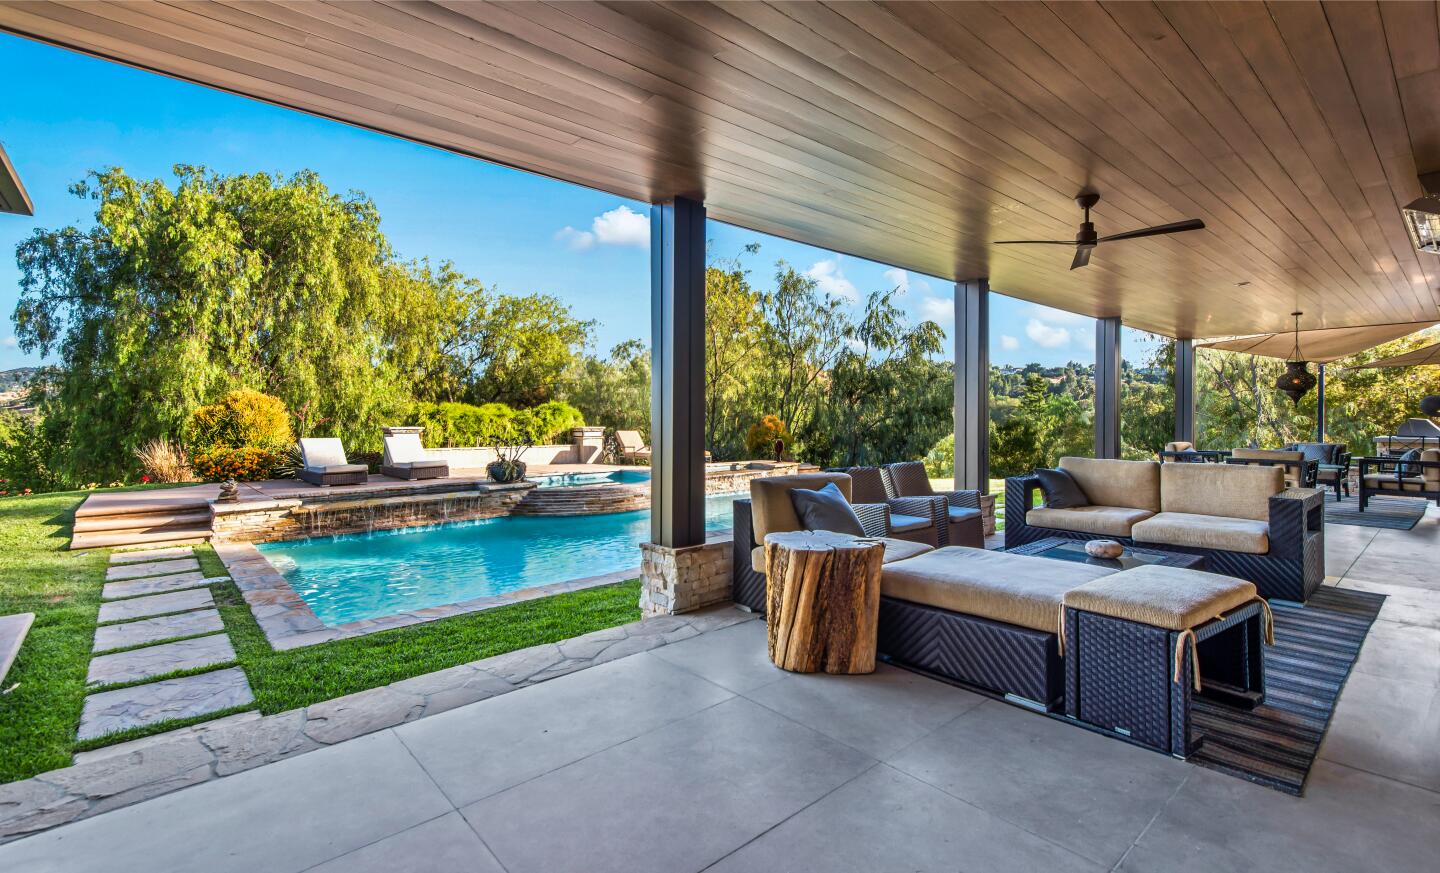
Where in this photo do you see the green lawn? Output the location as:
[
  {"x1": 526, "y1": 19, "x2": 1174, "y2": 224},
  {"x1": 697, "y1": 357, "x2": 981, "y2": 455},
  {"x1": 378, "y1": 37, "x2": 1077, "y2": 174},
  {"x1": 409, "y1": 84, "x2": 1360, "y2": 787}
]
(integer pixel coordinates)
[{"x1": 0, "y1": 489, "x2": 642, "y2": 783}]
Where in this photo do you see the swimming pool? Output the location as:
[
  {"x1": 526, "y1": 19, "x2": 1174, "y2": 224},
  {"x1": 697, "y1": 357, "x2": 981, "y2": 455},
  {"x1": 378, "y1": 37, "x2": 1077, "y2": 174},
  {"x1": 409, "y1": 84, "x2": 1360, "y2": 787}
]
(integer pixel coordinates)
[{"x1": 257, "y1": 492, "x2": 740, "y2": 626}]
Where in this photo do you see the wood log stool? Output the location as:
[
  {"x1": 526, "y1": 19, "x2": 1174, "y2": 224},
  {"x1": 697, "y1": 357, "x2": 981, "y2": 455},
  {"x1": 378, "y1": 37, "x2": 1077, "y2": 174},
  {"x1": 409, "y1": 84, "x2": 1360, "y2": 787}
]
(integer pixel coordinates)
[{"x1": 763, "y1": 531, "x2": 884, "y2": 674}]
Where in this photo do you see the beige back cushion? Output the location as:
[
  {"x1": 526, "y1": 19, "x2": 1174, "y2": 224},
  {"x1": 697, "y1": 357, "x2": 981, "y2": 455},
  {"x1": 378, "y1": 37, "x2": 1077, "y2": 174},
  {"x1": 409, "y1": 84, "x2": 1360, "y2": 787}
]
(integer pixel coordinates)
[
  {"x1": 1231, "y1": 448, "x2": 1304, "y2": 464},
  {"x1": 750, "y1": 473, "x2": 853, "y2": 542},
  {"x1": 1164, "y1": 441, "x2": 1193, "y2": 453},
  {"x1": 1057, "y1": 457, "x2": 1161, "y2": 512},
  {"x1": 1160, "y1": 463, "x2": 1284, "y2": 522},
  {"x1": 1426, "y1": 450, "x2": 1440, "y2": 485}
]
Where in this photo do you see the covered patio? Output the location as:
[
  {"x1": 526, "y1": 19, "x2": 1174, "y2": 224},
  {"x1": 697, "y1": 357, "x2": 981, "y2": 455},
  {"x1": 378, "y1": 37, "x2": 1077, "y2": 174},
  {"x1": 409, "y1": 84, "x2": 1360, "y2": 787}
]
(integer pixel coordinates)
[{"x1": 1, "y1": 1, "x2": 1438, "y2": 870}]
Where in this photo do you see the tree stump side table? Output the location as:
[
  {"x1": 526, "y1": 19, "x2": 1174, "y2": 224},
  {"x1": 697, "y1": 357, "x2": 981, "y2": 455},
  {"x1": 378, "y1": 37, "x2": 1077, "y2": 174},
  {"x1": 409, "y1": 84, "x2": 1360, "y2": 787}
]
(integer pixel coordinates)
[{"x1": 763, "y1": 531, "x2": 884, "y2": 674}]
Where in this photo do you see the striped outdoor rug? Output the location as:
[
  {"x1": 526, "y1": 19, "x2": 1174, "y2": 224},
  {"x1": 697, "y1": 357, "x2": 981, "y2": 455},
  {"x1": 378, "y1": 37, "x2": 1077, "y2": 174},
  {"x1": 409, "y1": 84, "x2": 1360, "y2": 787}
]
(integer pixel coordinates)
[
  {"x1": 1325, "y1": 494, "x2": 1428, "y2": 530},
  {"x1": 1189, "y1": 585, "x2": 1385, "y2": 795}
]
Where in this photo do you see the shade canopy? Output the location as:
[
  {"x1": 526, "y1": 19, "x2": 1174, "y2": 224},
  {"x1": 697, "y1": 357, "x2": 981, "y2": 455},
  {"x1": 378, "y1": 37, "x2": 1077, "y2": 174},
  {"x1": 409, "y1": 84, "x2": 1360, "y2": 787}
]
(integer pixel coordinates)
[
  {"x1": 1347, "y1": 341, "x2": 1440, "y2": 369},
  {"x1": 1196, "y1": 321, "x2": 1437, "y2": 364},
  {"x1": 0, "y1": 143, "x2": 32, "y2": 216}
]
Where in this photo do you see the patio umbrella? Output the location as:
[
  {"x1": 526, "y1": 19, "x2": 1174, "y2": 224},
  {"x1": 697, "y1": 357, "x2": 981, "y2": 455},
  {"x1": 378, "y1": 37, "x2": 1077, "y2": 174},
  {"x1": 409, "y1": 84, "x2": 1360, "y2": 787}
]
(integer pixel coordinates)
[
  {"x1": 1197, "y1": 320, "x2": 1438, "y2": 440},
  {"x1": 1196, "y1": 320, "x2": 1437, "y2": 363},
  {"x1": 1345, "y1": 340, "x2": 1440, "y2": 369}
]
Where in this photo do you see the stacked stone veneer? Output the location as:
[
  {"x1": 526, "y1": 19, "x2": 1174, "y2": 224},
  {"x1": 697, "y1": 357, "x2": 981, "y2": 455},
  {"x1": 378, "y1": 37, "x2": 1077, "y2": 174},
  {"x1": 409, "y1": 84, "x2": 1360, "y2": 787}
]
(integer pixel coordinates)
[
  {"x1": 211, "y1": 484, "x2": 531, "y2": 544},
  {"x1": 639, "y1": 540, "x2": 733, "y2": 616},
  {"x1": 511, "y1": 483, "x2": 649, "y2": 516},
  {"x1": 980, "y1": 492, "x2": 998, "y2": 537},
  {"x1": 703, "y1": 462, "x2": 800, "y2": 495}
]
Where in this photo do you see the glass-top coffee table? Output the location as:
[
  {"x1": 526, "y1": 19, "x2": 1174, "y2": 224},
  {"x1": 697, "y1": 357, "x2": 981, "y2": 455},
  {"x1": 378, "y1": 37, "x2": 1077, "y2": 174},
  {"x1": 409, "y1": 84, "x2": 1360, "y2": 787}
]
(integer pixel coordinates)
[{"x1": 1006, "y1": 536, "x2": 1207, "y2": 572}]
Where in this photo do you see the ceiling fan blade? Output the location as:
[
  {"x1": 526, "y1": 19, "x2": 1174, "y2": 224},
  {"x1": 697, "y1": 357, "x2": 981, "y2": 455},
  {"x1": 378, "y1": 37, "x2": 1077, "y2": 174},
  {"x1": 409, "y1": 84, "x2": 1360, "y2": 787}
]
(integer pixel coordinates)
[
  {"x1": 993, "y1": 239, "x2": 1076, "y2": 245},
  {"x1": 1097, "y1": 218, "x2": 1205, "y2": 243},
  {"x1": 1070, "y1": 245, "x2": 1094, "y2": 270}
]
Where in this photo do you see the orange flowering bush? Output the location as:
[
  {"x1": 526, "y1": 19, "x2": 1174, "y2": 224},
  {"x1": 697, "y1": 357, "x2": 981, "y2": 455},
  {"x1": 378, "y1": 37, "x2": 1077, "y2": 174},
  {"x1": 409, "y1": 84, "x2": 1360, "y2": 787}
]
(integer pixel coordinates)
[{"x1": 192, "y1": 446, "x2": 281, "y2": 482}]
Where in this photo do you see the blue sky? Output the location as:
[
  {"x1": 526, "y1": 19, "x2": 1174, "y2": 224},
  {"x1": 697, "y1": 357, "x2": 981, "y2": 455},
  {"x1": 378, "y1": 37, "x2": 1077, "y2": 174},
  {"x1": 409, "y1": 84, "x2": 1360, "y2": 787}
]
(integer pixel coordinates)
[{"x1": 0, "y1": 33, "x2": 1159, "y2": 372}]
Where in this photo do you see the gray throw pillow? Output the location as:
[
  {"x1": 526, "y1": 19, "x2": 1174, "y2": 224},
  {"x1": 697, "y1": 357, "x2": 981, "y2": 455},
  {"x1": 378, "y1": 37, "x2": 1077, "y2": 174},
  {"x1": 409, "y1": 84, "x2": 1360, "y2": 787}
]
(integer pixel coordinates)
[
  {"x1": 1396, "y1": 448, "x2": 1421, "y2": 479},
  {"x1": 789, "y1": 482, "x2": 866, "y2": 537},
  {"x1": 1035, "y1": 468, "x2": 1090, "y2": 509}
]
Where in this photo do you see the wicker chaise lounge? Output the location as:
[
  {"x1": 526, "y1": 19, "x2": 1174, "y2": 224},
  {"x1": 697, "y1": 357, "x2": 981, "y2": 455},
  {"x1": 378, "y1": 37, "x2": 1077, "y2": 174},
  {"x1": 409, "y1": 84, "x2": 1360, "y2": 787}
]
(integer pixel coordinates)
[
  {"x1": 379, "y1": 433, "x2": 448, "y2": 481},
  {"x1": 1006, "y1": 457, "x2": 1324, "y2": 603},
  {"x1": 296, "y1": 438, "x2": 369, "y2": 487}
]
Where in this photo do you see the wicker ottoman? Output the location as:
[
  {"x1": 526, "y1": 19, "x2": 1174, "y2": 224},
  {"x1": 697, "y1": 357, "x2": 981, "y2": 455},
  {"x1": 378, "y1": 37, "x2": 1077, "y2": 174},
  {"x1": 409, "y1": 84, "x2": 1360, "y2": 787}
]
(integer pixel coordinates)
[{"x1": 1062, "y1": 565, "x2": 1270, "y2": 758}]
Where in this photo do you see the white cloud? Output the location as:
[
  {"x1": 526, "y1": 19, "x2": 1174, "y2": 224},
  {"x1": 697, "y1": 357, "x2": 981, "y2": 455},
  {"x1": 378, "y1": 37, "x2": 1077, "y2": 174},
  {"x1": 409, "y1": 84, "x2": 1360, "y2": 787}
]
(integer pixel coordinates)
[
  {"x1": 999, "y1": 334, "x2": 1020, "y2": 351},
  {"x1": 883, "y1": 268, "x2": 910, "y2": 293},
  {"x1": 1025, "y1": 318, "x2": 1071, "y2": 348},
  {"x1": 805, "y1": 258, "x2": 859, "y2": 302},
  {"x1": 1023, "y1": 302, "x2": 1089, "y2": 325},
  {"x1": 917, "y1": 295, "x2": 954, "y2": 325},
  {"x1": 555, "y1": 204, "x2": 649, "y2": 251},
  {"x1": 554, "y1": 226, "x2": 594, "y2": 251},
  {"x1": 591, "y1": 205, "x2": 649, "y2": 247}
]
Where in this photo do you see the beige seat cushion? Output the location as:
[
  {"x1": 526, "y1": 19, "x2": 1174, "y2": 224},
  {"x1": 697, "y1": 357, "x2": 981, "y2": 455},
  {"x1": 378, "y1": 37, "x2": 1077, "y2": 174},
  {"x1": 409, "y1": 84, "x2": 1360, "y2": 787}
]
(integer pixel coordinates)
[
  {"x1": 1132, "y1": 512, "x2": 1270, "y2": 555},
  {"x1": 1064, "y1": 565, "x2": 1258, "y2": 631},
  {"x1": 880, "y1": 546, "x2": 1116, "y2": 634},
  {"x1": 1025, "y1": 505, "x2": 1154, "y2": 537},
  {"x1": 749, "y1": 473, "x2": 853, "y2": 544},
  {"x1": 1363, "y1": 474, "x2": 1430, "y2": 493},
  {"x1": 1159, "y1": 463, "x2": 1283, "y2": 522},
  {"x1": 751, "y1": 537, "x2": 930, "y2": 574},
  {"x1": 1058, "y1": 457, "x2": 1161, "y2": 512}
]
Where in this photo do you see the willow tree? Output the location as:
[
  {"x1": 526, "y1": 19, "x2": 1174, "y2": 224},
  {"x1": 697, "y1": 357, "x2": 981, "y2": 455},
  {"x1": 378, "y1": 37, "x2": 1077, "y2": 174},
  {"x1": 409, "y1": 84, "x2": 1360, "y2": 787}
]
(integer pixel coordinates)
[{"x1": 13, "y1": 166, "x2": 438, "y2": 482}]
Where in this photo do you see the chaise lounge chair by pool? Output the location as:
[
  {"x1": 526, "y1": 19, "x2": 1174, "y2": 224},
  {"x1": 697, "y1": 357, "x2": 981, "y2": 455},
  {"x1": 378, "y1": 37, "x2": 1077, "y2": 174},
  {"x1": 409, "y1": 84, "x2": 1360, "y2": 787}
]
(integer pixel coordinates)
[
  {"x1": 379, "y1": 433, "x2": 449, "y2": 481},
  {"x1": 297, "y1": 438, "x2": 369, "y2": 487}
]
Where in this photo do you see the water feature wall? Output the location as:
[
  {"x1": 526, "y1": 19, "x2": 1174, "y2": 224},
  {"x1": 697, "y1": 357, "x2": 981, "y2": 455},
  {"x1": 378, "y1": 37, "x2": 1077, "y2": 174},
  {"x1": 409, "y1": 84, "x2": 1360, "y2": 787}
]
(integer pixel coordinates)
[{"x1": 210, "y1": 483, "x2": 533, "y2": 544}]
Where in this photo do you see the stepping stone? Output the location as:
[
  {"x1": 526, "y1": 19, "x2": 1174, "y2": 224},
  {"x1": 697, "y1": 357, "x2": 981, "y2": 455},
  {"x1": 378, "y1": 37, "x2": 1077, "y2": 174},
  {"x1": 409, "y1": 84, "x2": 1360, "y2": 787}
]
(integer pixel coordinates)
[
  {"x1": 87, "y1": 634, "x2": 236, "y2": 686},
  {"x1": 105, "y1": 558, "x2": 200, "y2": 581},
  {"x1": 98, "y1": 589, "x2": 214, "y2": 623},
  {"x1": 77, "y1": 667, "x2": 254, "y2": 741},
  {"x1": 110, "y1": 546, "x2": 194, "y2": 565},
  {"x1": 0, "y1": 612, "x2": 35, "y2": 686},
  {"x1": 92, "y1": 609, "x2": 224, "y2": 653},
  {"x1": 102, "y1": 573, "x2": 226, "y2": 600}
]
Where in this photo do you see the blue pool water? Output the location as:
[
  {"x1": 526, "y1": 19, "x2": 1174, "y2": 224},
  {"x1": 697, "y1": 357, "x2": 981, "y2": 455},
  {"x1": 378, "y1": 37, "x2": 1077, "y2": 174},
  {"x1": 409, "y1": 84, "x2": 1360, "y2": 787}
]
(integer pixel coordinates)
[{"x1": 257, "y1": 492, "x2": 740, "y2": 626}]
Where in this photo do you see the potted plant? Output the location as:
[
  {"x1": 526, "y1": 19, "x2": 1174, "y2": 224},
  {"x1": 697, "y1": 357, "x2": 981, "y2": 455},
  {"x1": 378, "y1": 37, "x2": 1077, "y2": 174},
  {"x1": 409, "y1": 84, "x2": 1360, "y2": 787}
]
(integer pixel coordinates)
[{"x1": 487, "y1": 427, "x2": 532, "y2": 483}]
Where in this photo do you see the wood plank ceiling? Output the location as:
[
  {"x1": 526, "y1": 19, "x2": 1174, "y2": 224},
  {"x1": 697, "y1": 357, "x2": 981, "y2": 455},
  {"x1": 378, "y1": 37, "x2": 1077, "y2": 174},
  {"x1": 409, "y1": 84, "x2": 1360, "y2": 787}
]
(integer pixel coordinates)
[{"x1": 2, "y1": 0, "x2": 1438, "y2": 340}]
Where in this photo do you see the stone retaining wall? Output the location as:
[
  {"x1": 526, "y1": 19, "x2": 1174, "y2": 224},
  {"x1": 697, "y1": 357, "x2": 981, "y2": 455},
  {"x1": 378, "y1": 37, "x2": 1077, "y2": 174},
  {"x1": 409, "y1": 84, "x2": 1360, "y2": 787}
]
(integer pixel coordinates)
[{"x1": 211, "y1": 485, "x2": 532, "y2": 544}]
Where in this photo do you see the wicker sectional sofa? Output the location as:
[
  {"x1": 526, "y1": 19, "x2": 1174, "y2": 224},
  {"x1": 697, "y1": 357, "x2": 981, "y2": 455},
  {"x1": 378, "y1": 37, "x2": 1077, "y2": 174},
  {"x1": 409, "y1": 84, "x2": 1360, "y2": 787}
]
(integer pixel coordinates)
[{"x1": 1005, "y1": 457, "x2": 1325, "y2": 603}]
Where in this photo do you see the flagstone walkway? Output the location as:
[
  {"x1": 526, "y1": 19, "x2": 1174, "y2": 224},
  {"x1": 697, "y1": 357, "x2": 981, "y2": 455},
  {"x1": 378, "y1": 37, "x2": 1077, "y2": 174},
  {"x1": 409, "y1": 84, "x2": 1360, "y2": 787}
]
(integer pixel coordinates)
[{"x1": 79, "y1": 548, "x2": 253, "y2": 742}]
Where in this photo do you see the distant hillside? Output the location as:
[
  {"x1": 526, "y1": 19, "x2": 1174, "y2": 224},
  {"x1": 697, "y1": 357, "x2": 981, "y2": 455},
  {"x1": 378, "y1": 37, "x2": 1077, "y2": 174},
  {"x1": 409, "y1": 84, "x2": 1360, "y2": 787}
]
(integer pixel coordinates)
[{"x1": 0, "y1": 368, "x2": 37, "y2": 393}]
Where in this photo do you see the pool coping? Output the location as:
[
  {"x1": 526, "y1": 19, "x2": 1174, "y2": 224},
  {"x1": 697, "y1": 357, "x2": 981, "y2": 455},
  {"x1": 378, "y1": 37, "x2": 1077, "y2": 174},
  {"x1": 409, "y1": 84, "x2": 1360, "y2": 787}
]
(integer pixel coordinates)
[{"x1": 212, "y1": 542, "x2": 643, "y2": 650}]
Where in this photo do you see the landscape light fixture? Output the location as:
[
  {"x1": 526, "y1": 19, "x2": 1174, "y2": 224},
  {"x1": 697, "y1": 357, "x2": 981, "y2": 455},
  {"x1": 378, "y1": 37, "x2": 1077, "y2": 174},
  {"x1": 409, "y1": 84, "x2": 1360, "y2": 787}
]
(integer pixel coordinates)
[
  {"x1": 1402, "y1": 172, "x2": 1440, "y2": 255},
  {"x1": 1275, "y1": 312, "x2": 1316, "y2": 406}
]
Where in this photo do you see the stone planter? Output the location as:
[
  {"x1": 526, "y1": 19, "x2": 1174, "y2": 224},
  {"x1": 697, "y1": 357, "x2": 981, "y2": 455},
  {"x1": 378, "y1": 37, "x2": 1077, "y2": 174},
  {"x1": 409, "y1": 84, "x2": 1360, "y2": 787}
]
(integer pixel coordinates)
[{"x1": 487, "y1": 460, "x2": 527, "y2": 483}]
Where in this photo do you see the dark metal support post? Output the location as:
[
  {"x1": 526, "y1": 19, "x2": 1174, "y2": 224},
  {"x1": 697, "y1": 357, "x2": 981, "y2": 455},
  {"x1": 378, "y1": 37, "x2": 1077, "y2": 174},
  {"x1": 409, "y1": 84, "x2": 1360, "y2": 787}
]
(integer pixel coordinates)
[
  {"x1": 1095, "y1": 317, "x2": 1121, "y2": 459},
  {"x1": 649, "y1": 197, "x2": 705, "y2": 548},
  {"x1": 1316, "y1": 364, "x2": 1327, "y2": 442},
  {"x1": 1174, "y1": 339, "x2": 1196, "y2": 445},
  {"x1": 953, "y1": 279, "x2": 990, "y2": 491}
]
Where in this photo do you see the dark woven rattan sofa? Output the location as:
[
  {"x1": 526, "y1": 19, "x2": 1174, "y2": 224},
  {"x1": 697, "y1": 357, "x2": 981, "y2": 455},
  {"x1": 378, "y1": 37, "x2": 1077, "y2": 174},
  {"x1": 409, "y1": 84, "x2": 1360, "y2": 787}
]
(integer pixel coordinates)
[{"x1": 1006, "y1": 457, "x2": 1324, "y2": 603}]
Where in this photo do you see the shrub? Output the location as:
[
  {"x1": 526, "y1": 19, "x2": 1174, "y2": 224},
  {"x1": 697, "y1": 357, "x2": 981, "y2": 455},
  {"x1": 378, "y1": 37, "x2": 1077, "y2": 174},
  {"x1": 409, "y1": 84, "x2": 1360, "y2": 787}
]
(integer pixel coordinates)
[
  {"x1": 186, "y1": 389, "x2": 293, "y2": 451},
  {"x1": 409, "y1": 400, "x2": 584, "y2": 447},
  {"x1": 0, "y1": 413, "x2": 64, "y2": 494},
  {"x1": 512, "y1": 401, "x2": 585, "y2": 444},
  {"x1": 745, "y1": 415, "x2": 792, "y2": 458},
  {"x1": 924, "y1": 434, "x2": 954, "y2": 478},
  {"x1": 134, "y1": 437, "x2": 194, "y2": 483},
  {"x1": 192, "y1": 446, "x2": 281, "y2": 482}
]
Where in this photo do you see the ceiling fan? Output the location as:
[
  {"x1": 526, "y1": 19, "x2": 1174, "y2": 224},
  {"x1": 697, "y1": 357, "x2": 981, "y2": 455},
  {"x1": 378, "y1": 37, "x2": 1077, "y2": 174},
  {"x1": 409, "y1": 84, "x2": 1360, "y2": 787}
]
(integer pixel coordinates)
[{"x1": 995, "y1": 192, "x2": 1205, "y2": 270}]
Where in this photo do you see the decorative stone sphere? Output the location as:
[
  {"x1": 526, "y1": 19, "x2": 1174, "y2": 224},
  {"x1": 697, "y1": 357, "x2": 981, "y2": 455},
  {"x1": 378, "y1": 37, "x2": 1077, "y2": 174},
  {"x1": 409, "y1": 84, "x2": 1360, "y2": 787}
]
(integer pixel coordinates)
[{"x1": 1085, "y1": 539, "x2": 1124, "y2": 559}]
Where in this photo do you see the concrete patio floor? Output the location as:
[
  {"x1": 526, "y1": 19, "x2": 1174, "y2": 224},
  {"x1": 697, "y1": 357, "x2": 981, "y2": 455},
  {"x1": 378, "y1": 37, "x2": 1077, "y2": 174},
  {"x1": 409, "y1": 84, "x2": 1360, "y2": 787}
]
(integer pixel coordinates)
[{"x1": 4, "y1": 514, "x2": 1439, "y2": 872}]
